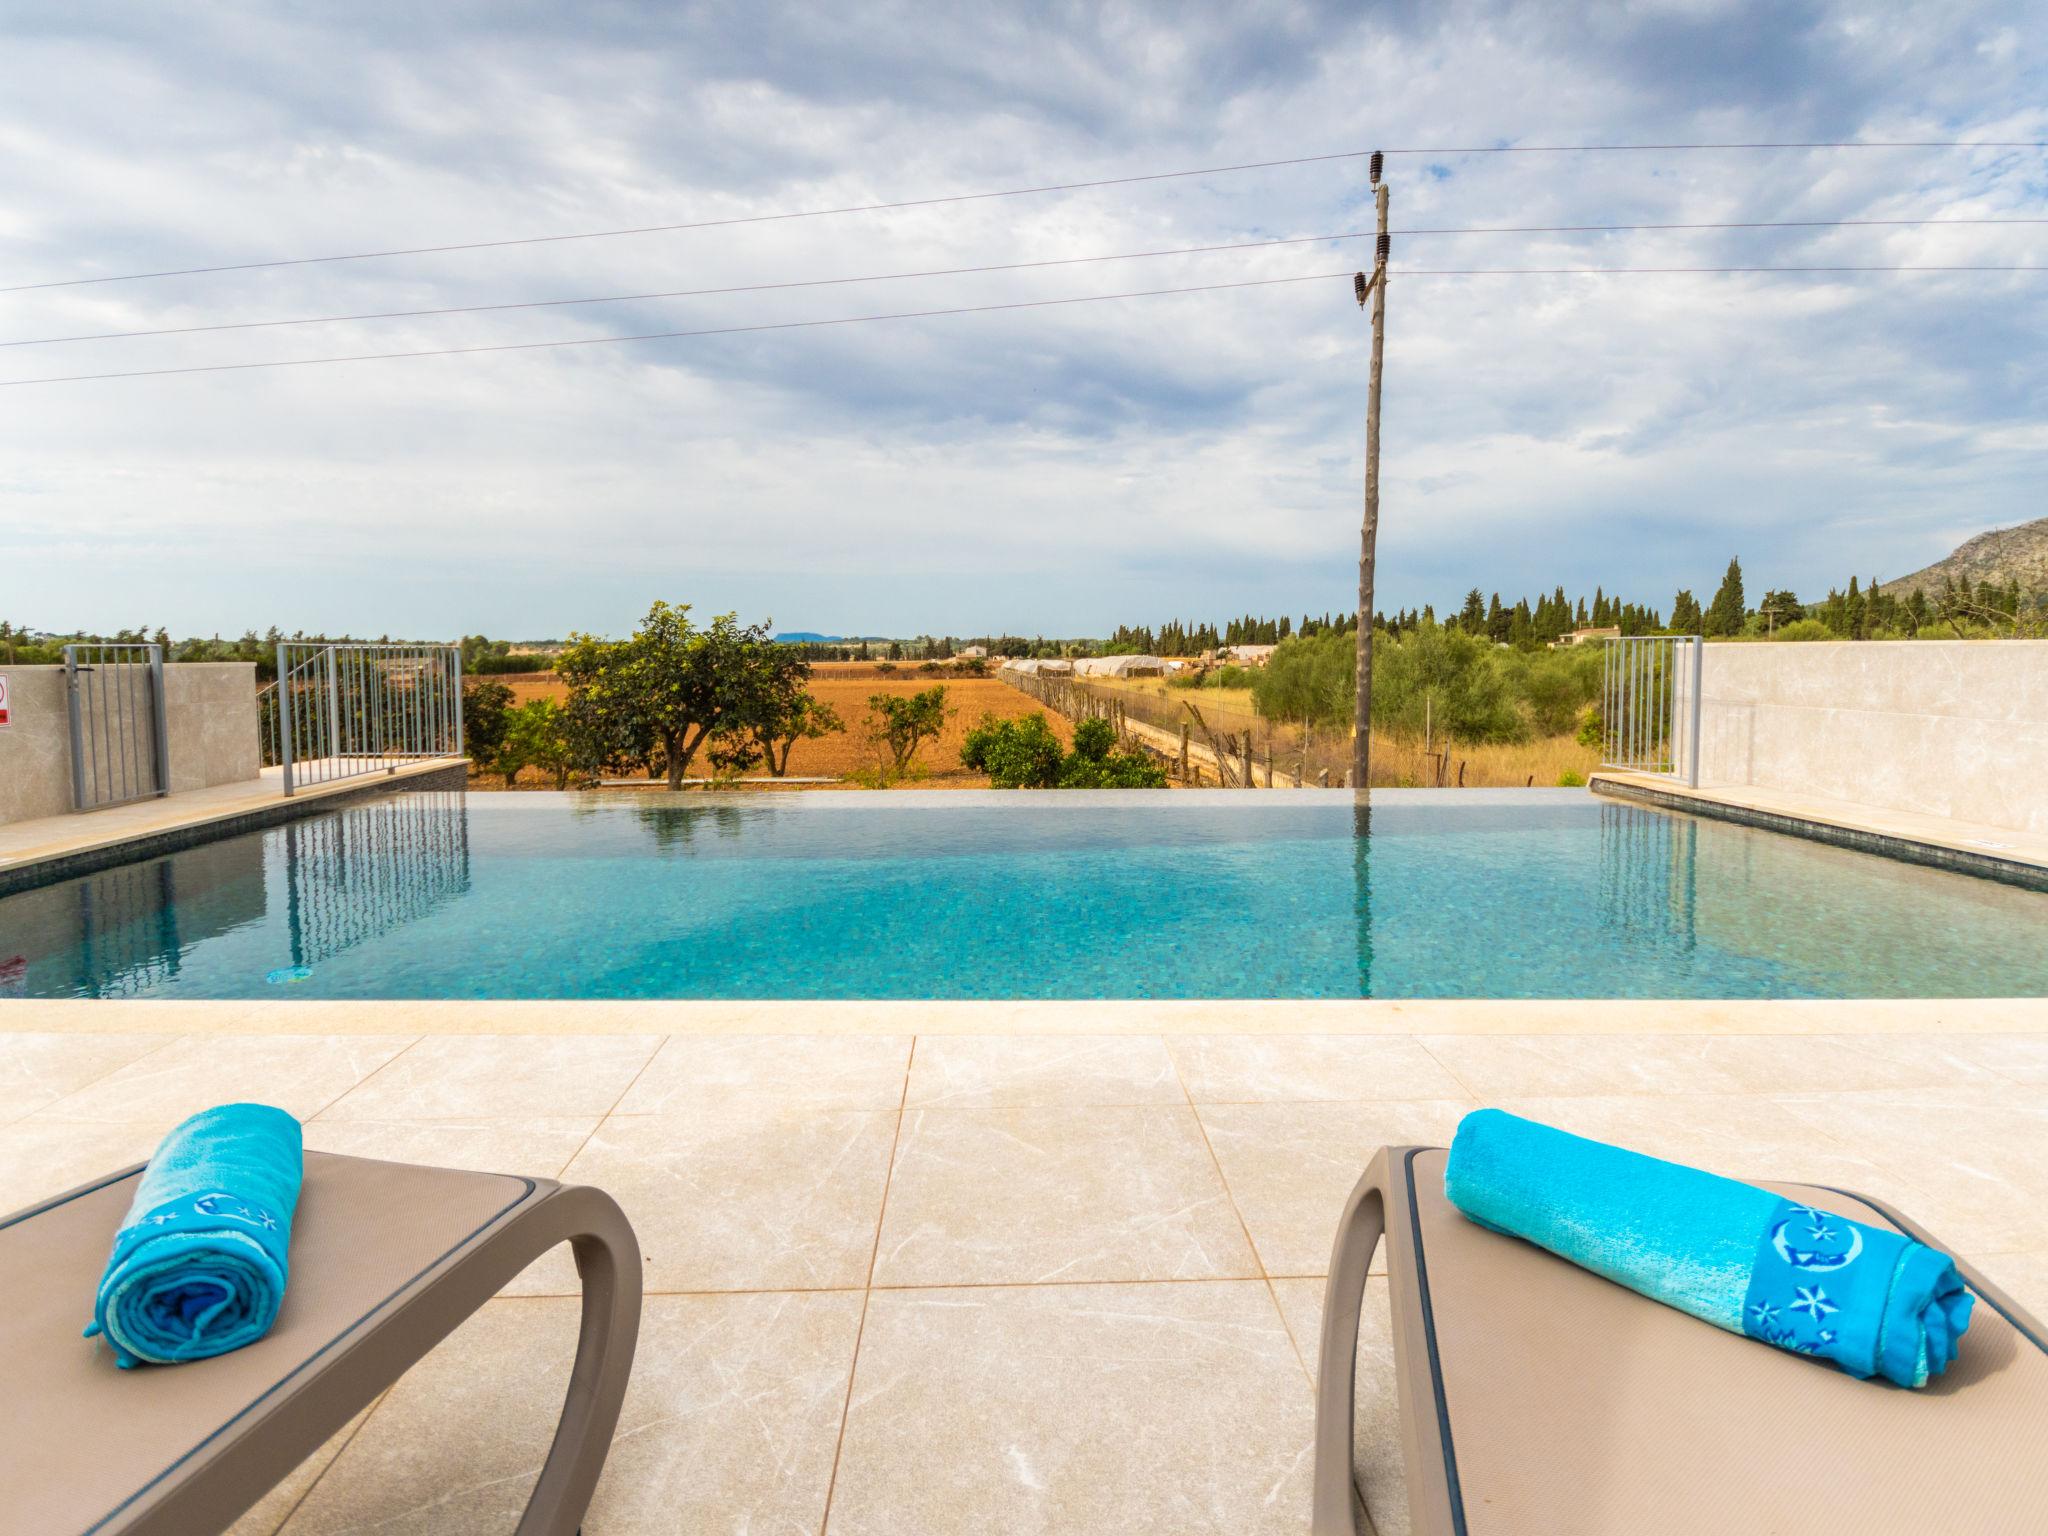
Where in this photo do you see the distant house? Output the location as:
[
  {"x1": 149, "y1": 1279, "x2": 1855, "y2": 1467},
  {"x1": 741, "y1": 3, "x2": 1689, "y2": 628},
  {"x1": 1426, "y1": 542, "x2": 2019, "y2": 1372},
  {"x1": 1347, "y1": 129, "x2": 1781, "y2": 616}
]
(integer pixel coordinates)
[
  {"x1": 1556, "y1": 626, "x2": 1621, "y2": 648},
  {"x1": 957, "y1": 645, "x2": 988, "y2": 658},
  {"x1": 1222, "y1": 644, "x2": 1278, "y2": 666}
]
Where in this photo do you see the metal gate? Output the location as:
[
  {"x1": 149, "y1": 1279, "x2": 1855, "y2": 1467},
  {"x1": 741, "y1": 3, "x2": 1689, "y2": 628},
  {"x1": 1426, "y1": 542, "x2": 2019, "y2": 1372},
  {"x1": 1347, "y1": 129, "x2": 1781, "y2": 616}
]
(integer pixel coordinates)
[
  {"x1": 1600, "y1": 635, "x2": 1702, "y2": 786},
  {"x1": 64, "y1": 643, "x2": 170, "y2": 811}
]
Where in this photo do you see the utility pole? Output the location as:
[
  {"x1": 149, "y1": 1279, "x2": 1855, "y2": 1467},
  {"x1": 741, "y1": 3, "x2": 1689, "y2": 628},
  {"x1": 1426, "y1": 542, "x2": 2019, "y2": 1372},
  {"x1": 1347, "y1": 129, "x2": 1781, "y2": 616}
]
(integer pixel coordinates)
[{"x1": 1351, "y1": 152, "x2": 1389, "y2": 793}]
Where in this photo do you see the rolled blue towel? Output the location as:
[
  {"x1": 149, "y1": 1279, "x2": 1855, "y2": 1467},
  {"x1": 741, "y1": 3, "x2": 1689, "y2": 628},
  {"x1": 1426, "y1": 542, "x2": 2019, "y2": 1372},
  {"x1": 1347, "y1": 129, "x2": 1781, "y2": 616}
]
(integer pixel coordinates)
[
  {"x1": 1443, "y1": 1108, "x2": 1973, "y2": 1388},
  {"x1": 85, "y1": 1103, "x2": 303, "y2": 1369}
]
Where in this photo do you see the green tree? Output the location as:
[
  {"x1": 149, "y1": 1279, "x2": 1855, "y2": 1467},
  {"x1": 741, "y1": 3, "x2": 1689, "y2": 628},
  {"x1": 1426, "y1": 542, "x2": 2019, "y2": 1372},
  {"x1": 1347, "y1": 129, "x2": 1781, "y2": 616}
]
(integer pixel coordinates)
[
  {"x1": 1669, "y1": 589, "x2": 1704, "y2": 634},
  {"x1": 1758, "y1": 589, "x2": 1803, "y2": 633},
  {"x1": 557, "y1": 602, "x2": 773, "y2": 789},
  {"x1": 1703, "y1": 558, "x2": 1746, "y2": 637},
  {"x1": 461, "y1": 678, "x2": 516, "y2": 765},
  {"x1": 726, "y1": 646, "x2": 844, "y2": 776},
  {"x1": 864, "y1": 686, "x2": 954, "y2": 773}
]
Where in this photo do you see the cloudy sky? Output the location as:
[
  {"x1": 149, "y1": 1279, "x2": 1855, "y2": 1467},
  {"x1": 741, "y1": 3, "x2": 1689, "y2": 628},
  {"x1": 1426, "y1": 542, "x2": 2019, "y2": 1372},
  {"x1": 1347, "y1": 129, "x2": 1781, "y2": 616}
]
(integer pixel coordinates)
[{"x1": 1, "y1": 2, "x2": 2042, "y2": 641}]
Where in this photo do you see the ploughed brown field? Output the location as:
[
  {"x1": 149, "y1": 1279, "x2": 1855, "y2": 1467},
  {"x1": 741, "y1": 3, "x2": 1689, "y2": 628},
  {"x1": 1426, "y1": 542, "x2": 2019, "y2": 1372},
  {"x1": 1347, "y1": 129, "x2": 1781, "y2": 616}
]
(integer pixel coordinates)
[{"x1": 475, "y1": 663, "x2": 1074, "y2": 788}]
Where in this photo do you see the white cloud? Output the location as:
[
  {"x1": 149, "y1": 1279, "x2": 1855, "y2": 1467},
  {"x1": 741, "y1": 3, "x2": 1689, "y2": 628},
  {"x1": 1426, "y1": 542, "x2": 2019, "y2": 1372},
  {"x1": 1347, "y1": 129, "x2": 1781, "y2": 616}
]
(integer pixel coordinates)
[{"x1": 0, "y1": 0, "x2": 2042, "y2": 637}]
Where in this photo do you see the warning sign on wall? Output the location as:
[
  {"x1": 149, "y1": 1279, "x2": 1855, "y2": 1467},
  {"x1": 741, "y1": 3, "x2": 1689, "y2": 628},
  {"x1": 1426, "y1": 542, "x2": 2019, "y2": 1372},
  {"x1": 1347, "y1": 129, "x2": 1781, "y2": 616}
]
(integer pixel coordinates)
[{"x1": 0, "y1": 673, "x2": 10, "y2": 729}]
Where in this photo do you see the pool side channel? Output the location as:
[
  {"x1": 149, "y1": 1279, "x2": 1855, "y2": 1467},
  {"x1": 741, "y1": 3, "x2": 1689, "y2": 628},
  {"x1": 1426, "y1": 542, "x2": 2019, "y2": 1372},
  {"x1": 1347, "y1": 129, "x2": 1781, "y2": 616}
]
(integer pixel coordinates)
[
  {"x1": 1590, "y1": 773, "x2": 2048, "y2": 894},
  {"x1": 0, "y1": 761, "x2": 470, "y2": 899}
]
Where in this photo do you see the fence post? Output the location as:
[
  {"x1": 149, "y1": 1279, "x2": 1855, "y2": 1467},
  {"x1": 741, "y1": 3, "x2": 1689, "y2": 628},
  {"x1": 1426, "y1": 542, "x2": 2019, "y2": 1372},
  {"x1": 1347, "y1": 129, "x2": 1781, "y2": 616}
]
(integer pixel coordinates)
[
  {"x1": 1688, "y1": 635, "x2": 1704, "y2": 787},
  {"x1": 452, "y1": 649, "x2": 465, "y2": 758},
  {"x1": 277, "y1": 644, "x2": 297, "y2": 796}
]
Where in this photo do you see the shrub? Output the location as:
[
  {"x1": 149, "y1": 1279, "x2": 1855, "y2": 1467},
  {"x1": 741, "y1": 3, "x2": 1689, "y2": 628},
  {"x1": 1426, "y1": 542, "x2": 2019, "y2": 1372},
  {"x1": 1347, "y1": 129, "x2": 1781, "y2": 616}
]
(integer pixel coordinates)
[
  {"x1": 874, "y1": 661, "x2": 898, "y2": 674},
  {"x1": 956, "y1": 656, "x2": 988, "y2": 676},
  {"x1": 1772, "y1": 618, "x2": 1832, "y2": 642},
  {"x1": 960, "y1": 712, "x2": 1065, "y2": 787},
  {"x1": 1057, "y1": 714, "x2": 1168, "y2": 788},
  {"x1": 917, "y1": 660, "x2": 940, "y2": 673},
  {"x1": 494, "y1": 697, "x2": 575, "y2": 788},
  {"x1": 1556, "y1": 769, "x2": 1587, "y2": 787},
  {"x1": 462, "y1": 678, "x2": 516, "y2": 763},
  {"x1": 960, "y1": 709, "x2": 1166, "y2": 789},
  {"x1": 468, "y1": 652, "x2": 555, "y2": 675}
]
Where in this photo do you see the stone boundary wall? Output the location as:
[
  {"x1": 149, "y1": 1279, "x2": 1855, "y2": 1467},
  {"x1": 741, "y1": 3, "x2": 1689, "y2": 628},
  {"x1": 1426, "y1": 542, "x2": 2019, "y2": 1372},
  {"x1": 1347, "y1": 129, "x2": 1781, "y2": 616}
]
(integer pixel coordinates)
[
  {"x1": 1688, "y1": 641, "x2": 2048, "y2": 834},
  {"x1": 0, "y1": 663, "x2": 260, "y2": 825}
]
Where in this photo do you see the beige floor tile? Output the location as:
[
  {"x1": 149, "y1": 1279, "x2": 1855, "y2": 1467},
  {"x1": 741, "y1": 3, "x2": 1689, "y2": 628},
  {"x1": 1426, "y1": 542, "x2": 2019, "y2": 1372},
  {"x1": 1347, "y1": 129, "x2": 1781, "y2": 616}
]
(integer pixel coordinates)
[
  {"x1": 1949, "y1": 1034, "x2": 2048, "y2": 1085},
  {"x1": 555, "y1": 1107, "x2": 897, "y2": 1291},
  {"x1": 1769, "y1": 1090, "x2": 2048, "y2": 1255},
  {"x1": 34, "y1": 1034, "x2": 416, "y2": 1123},
  {"x1": 613, "y1": 1033, "x2": 910, "y2": 1114},
  {"x1": 1417, "y1": 1033, "x2": 1755, "y2": 1098},
  {"x1": 1270, "y1": 1277, "x2": 1410, "y2": 1536},
  {"x1": 301, "y1": 1116, "x2": 598, "y2": 1176},
  {"x1": 0, "y1": 1032, "x2": 175, "y2": 1125},
  {"x1": 1170, "y1": 1035, "x2": 1464, "y2": 1103},
  {"x1": 228, "y1": 1401, "x2": 380, "y2": 1536},
  {"x1": 317, "y1": 1034, "x2": 660, "y2": 1121},
  {"x1": 1196, "y1": 1100, "x2": 1474, "y2": 1277},
  {"x1": 279, "y1": 1291, "x2": 863, "y2": 1535},
  {"x1": 1687, "y1": 1032, "x2": 2007, "y2": 1095},
  {"x1": 0, "y1": 1117, "x2": 163, "y2": 1214},
  {"x1": 872, "y1": 1105, "x2": 1255, "y2": 1286},
  {"x1": 905, "y1": 1034, "x2": 1182, "y2": 1108},
  {"x1": 824, "y1": 1281, "x2": 1314, "y2": 1536}
]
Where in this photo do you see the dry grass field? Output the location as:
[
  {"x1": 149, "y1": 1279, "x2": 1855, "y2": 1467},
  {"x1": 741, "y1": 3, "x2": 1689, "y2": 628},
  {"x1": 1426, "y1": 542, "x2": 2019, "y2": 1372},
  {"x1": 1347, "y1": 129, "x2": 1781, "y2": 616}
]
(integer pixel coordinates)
[
  {"x1": 472, "y1": 662, "x2": 1596, "y2": 790},
  {"x1": 474, "y1": 664, "x2": 1072, "y2": 789},
  {"x1": 1076, "y1": 675, "x2": 1601, "y2": 787}
]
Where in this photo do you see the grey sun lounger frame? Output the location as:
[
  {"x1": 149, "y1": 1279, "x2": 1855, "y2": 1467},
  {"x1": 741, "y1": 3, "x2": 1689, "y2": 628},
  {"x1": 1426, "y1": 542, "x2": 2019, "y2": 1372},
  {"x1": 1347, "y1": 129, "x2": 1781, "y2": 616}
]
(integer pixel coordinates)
[
  {"x1": 0, "y1": 1151, "x2": 641, "y2": 1536},
  {"x1": 1313, "y1": 1145, "x2": 2048, "y2": 1536}
]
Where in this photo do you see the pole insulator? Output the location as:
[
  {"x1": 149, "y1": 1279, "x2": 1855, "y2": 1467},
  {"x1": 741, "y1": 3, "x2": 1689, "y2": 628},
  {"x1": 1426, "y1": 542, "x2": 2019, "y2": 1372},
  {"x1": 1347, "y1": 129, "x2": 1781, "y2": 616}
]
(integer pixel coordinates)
[
  {"x1": 1369, "y1": 150, "x2": 1383, "y2": 184},
  {"x1": 1353, "y1": 272, "x2": 1369, "y2": 307},
  {"x1": 1377, "y1": 232, "x2": 1391, "y2": 263}
]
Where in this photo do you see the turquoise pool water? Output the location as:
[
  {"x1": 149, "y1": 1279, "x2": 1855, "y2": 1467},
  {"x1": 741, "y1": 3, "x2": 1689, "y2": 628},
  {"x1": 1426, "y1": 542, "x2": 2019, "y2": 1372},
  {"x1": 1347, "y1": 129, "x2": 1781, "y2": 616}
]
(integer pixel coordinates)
[{"x1": 3, "y1": 789, "x2": 2045, "y2": 1000}]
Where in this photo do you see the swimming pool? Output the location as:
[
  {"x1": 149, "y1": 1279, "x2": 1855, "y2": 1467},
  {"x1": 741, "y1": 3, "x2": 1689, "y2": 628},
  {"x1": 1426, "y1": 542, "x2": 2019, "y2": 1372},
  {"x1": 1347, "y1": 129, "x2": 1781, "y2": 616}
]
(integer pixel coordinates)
[{"x1": 3, "y1": 789, "x2": 2045, "y2": 1000}]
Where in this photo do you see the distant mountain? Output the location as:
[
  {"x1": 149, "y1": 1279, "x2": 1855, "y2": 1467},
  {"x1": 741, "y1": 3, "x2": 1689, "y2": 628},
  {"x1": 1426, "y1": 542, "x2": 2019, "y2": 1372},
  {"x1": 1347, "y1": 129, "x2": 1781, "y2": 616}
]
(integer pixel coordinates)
[
  {"x1": 1880, "y1": 516, "x2": 2048, "y2": 600},
  {"x1": 773, "y1": 631, "x2": 890, "y2": 644}
]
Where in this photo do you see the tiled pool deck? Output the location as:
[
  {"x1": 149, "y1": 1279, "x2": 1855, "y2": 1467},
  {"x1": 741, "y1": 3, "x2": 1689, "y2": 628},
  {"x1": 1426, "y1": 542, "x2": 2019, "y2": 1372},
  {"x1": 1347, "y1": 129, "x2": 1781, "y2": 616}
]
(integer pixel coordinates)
[{"x1": 4, "y1": 999, "x2": 2045, "y2": 1535}]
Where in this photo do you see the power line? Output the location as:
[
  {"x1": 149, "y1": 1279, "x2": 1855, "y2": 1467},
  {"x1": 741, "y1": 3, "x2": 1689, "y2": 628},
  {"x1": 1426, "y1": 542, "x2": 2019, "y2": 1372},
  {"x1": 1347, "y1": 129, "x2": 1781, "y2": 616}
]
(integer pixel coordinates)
[
  {"x1": 1386, "y1": 140, "x2": 2046, "y2": 154},
  {"x1": 5, "y1": 264, "x2": 2038, "y2": 390},
  {"x1": 9, "y1": 139, "x2": 2040, "y2": 295},
  {"x1": 10, "y1": 217, "x2": 2041, "y2": 349}
]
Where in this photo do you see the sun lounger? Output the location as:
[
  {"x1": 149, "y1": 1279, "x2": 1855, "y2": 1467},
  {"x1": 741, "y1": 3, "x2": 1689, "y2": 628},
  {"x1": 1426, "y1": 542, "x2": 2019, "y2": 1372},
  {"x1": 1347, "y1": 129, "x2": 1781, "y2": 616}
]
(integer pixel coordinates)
[
  {"x1": 1313, "y1": 1145, "x2": 2048, "y2": 1535},
  {"x1": 0, "y1": 1151, "x2": 641, "y2": 1536}
]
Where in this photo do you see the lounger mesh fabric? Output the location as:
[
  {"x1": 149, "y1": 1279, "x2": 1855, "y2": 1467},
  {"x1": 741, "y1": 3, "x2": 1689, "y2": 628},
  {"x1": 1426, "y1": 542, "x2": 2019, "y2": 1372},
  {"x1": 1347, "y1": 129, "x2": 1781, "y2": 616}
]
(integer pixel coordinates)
[
  {"x1": 1320, "y1": 1149, "x2": 2048, "y2": 1536},
  {"x1": 3, "y1": 1155, "x2": 535, "y2": 1535}
]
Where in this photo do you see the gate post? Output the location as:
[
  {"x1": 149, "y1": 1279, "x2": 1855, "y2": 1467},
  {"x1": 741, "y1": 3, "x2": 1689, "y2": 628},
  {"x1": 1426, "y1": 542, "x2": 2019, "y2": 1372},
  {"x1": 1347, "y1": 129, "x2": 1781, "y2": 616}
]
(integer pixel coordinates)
[{"x1": 147, "y1": 644, "x2": 170, "y2": 796}]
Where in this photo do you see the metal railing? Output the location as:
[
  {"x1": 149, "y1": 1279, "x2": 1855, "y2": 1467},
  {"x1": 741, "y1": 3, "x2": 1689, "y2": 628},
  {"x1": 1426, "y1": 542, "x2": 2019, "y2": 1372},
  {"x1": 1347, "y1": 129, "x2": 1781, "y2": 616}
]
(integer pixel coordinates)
[
  {"x1": 261, "y1": 643, "x2": 464, "y2": 795},
  {"x1": 1600, "y1": 634, "x2": 1702, "y2": 786},
  {"x1": 64, "y1": 643, "x2": 170, "y2": 811}
]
